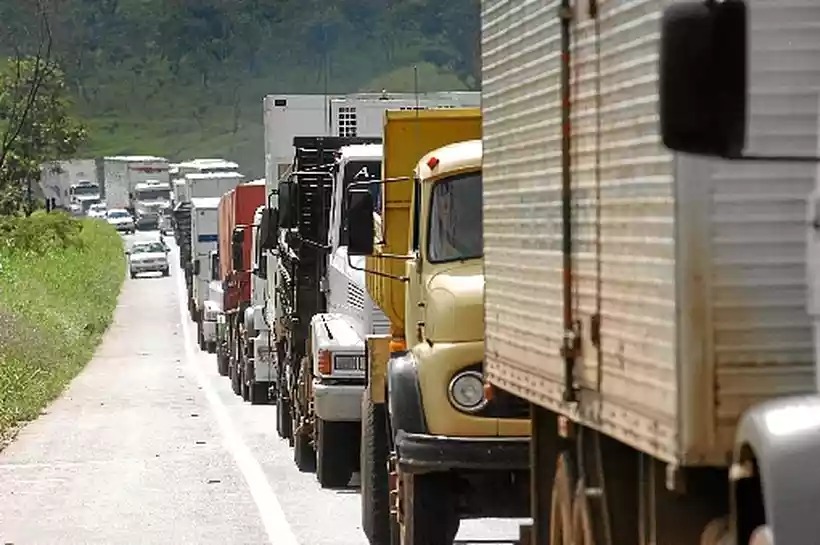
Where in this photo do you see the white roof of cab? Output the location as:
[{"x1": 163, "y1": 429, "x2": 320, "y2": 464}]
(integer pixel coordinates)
[
  {"x1": 104, "y1": 155, "x2": 168, "y2": 162},
  {"x1": 338, "y1": 144, "x2": 383, "y2": 161},
  {"x1": 190, "y1": 197, "x2": 222, "y2": 209},
  {"x1": 185, "y1": 172, "x2": 244, "y2": 180},
  {"x1": 245, "y1": 179, "x2": 266, "y2": 186},
  {"x1": 178, "y1": 158, "x2": 239, "y2": 169},
  {"x1": 416, "y1": 139, "x2": 482, "y2": 181}
]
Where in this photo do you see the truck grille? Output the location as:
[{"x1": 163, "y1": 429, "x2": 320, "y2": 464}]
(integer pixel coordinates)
[{"x1": 333, "y1": 354, "x2": 365, "y2": 372}]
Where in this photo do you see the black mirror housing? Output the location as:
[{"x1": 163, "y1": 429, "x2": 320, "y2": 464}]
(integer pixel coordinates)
[
  {"x1": 659, "y1": 0, "x2": 747, "y2": 158},
  {"x1": 347, "y1": 188, "x2": 375, "y2": 257},
  {"x1": 193, "y1": 259, "x2": 201, "y2": 276},
  {"x1": 259, "y1": 207, "x2": 278, "y2": 250},
  {"x1": 232, "y1": 227, "x2": 244, "y2": 244},
  {"x1": 278, "y1": 181, "x2": 296, "y2": 229}
]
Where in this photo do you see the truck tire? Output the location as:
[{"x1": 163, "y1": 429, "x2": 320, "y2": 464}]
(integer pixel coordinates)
[
  {"x1": 317, "y1": 418, "x2": 355, "y2": 489},
  {"x1": 231, "y1": 359, "x2": 242, "y2": 396},
  {"x1": 293, "y1": 428, "x2": 316, "y2": 473},
  {"x1": 217, "y1": 346, "x2": 229, "y2": 376},
  {"x1": 399, "y1": 472, "x2": 460, "y2": 545},
  {"x1": 361, "y1": 395, "x2": 391, "y2": 545},
  {"x1": 162, "y1": 267, "x2": 169, "y2": 277},
  {"x1": 250, "y1": 382, "x2": 269, "y2": 405},
  {"x1": 276, "y1": 394, "x2": 293, "y2": 441},
  {"x1": 241, "y1": 369, "x2": 250, "y2": 402},
  {"x1": 197, "y1": 321, "x2": 206, "y2": 351}
]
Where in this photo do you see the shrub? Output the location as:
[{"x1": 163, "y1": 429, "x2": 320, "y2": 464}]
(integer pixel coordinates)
[{"x1": 0, "y1": 214, "x2": 124, "y2": 437}]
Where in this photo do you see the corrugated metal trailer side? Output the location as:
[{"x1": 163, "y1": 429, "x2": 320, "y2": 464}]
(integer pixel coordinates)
[{"x1": 482, "y1": 0, "x2": 818, "y2": 467}]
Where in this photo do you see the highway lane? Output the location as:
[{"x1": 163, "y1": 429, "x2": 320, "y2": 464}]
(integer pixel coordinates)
[{"x1": 0, "y1": 233, "x2": 526, "y2": 545}]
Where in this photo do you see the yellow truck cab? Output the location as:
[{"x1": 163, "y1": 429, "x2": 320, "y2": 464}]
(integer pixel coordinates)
[{"x1": 347, "y1": 116, "x2": 530, "y2": 545}]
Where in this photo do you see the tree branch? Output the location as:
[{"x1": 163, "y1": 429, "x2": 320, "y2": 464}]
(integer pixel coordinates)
[{"x1": 0, "y1": 1, "x2": 54, "y2": 174}]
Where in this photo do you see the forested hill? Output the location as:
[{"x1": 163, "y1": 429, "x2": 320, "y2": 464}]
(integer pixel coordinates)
[{"x1": 0, "y1": 0, "x2": 480, "y2": 176}]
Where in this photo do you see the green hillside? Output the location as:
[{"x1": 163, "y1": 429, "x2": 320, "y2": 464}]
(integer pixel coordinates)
[{"x1": 0, "y1": 0, "x2": 479, "y2": 177}]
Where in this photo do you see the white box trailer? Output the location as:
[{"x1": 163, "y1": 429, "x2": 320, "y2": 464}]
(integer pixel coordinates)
[
  {"x1": 482, "y1": 0, "x2": 818, "y2": 469},
  {"x1": 190, "y1": 197, "x2": 221, "y2": 325},
  {"x1": 481, "y1": 2, "x2": 820, "y2": 542},
  {"x1": 39, "y1": 159, "x2": 97, "y2": 208},
  {"x1": 262, "y1": 92, "x2": 481, "y2": 196},
  {"x1": 103, "y1": 156, "x2": 169, "y2": 210},
  {"x1": 183, "y1": 171, "x2": 245, "y2": 201}
]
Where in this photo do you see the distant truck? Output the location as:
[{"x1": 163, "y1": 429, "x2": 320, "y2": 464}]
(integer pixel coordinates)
[
  {"x1": 238, "y1": 204, "x2": 277, "y2": 404},
  {"x1": 39, "y1": 159, "x2": 97, "y2": 209},
  {"x1": 132, "y1": 179, "x2": 172, "y2": 230},
  {"x1": 102, "y1": 156, "x2": 170, "y2": 213},
  {"x1": 216, "y1": 180, "x2": 266, "y2": 400},
  {"x1": 189, "y1": 197, "x2": 221, "y2": 351},
  {"x1": 174, "y1": 171, "x2": 245, "y2": 311},
  {"x1": 69, "y1": 180, "x2": 102, "y2": 213}
]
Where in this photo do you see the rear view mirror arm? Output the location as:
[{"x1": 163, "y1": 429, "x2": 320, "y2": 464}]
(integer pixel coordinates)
[{"x1": 346, "y1": 254, "x2": 408, "y2": 282}]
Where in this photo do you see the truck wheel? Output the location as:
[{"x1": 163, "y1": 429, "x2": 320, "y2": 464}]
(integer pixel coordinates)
[
  {"x1": 361, "y1": 395, "x2": 391, "y2": 545},
  {"x1": 399, "y1": 472, "x2": 460, "y2": 545},
  {"x1": 293, "y1": 428, "x2": 316, "y2": 473},
  {"x1": 197, "y1": 321, "x2": 207, "y2": 351},
  {"x1": 276, "y1": 394, "x2": 293, "y2": 440},
  {"x1": 217, "y1": 348, "x2": 229, "y2": 376},
  {"x1": 250, "y1": 382, "x2": 269, "y2": 405},
  {"x1": 231, "y1": 360, "x2": 242, "y2": 396},
  {"x1": 130, "y1": 271, "x2": 136, "y2": 279},
  {"x1": 206, "y1": 341, "x2": 216, "y2": 354},
  {"x1": 241, "y1": 371, "x2": 250, "y2": 402},
  {"x1": 317, "y1": 418, "x2": 355, "y2": 488},
  {"x1": 162, "y1": 267, "x2": 170, "y2": 277}
]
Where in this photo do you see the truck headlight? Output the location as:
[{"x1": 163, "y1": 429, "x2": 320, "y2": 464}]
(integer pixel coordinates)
[{"x1": 447, "y1": 370, "x2": 488, "y2": 413}]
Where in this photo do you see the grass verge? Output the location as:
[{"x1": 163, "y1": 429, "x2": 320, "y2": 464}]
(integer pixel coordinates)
[{"x1": 0, "y1": 212, "x2": 124, "y2": 442}]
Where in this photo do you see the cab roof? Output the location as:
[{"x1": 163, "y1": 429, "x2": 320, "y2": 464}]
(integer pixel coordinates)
[
  {"x1": 416, "y1": 139, "x2": 482, "y2": 181},
  {"x1": 190, "y1": 197, "x2": 221, "y2": 209},
  {"x1": 184, "y1": 172, "x2": 244, "y2": 180},
  {"x1": 338, "y1": 143, "x2": 383, "y2": 162}
]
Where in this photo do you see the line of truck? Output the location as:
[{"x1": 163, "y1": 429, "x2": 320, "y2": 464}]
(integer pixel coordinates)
[{"x1": 110, "y1": 4, "x2": 819, "y2": 541}]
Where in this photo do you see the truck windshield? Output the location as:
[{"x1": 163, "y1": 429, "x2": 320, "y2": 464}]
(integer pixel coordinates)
[
  {"x1": 427, "y1": 171, "x2": 482, "y2": 263},
  {"x1": 72, "y1": 185, "x2": 99, "y2": 196},
  {"x1": 135, "y1": 189, "x2": 170, "y2": 201},
  {"x1": 339, "y1": 160, "x2": 381, "y2": 246}
]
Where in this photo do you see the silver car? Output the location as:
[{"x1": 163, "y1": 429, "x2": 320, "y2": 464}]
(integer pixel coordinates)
[
  {"x1": 107, "y1": 209, "x2": 135, "y2": 234},
  {"x1": 127, "y1": 241, "x2": 170, "y2": 278}
]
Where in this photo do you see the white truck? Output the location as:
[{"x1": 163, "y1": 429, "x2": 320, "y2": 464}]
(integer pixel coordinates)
[
  {"x1": 69, "y1": 180, "x2": 102, "y2": 214},
  {"x1": 240, "y1": 205, "x2": 276, "y2": 404},
  {"x1": 39, "y1": 159, "x2": 97, "y2": 210},
  {"x1": 132, "y1": 179, "x2": 172, "y2": 230},
  {"x1": 102, "y1": 156, "x2": 170, "y2": 213},
  {"x1": 480, "y1": 1, "x2": 819, "y2": 544},
  {"x1": 189, "y1": 197, "x2": 221, "y2": 351},
  {"x1": 307, "y1": 143, "x2": 391, "y2": 488},
  {"x1": 262, "y1": 92, "x2": 480, "y2": 191}
]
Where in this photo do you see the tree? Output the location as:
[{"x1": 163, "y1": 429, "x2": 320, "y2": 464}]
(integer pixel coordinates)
[{"x1": 0, "y1": 58, "x2": 87, "y2": 215}]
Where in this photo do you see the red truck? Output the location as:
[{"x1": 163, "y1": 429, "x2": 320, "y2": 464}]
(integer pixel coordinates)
[{"x1": 215, "y1": 180, "x2": 266, "y2": 398}]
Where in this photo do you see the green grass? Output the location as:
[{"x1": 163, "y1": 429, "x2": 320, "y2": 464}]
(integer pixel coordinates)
[
  {"x1": 76, "y1": 62, "x2": 468, "y2": 179},
  {"x1": 0, "y1": 213, "x2": 125, "y2": 438}
]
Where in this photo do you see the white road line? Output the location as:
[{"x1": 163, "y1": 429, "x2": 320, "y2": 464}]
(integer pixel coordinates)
[{"x1": 174, "y1": 260, "x2": 299, "y2": 545}]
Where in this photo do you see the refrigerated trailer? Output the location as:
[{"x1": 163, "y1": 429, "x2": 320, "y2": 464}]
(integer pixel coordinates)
[{"x1": 480, "y1": 1, "x2": 820, "y2": 544}]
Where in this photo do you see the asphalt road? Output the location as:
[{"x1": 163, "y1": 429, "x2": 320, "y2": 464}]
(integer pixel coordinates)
[{"x1": 0, "y1": 233, "x2": 527, "y2": 545}]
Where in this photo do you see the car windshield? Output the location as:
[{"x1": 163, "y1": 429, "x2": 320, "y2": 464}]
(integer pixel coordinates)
[
  {"x1": 108, "y1": 211, "x2": 129, "y2": 218},
  {"x1": 90, "y1": 205, "x2": 106, "y2": 212},
  {"x1": 427, "y1": 171, "x2": 483, "y2": 263},
  {"x1": 131, "y1": 243, "x2": 165, "y2": 254}
]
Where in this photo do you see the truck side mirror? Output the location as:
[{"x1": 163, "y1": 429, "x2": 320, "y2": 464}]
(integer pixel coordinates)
[
  {"x1": 278, "y1": 181, "x2": 296, "y2": 229},
  {"x1": 193, "y1": 259, "x2": 201, "y2": 275},
  {"x1": 259, "y1": 207, "x2": 278, "y2": 250},
  {"x1": 658, "y1": 0, "x2": 747, "y2": 158},
  {"x1": 232, "y1": 227, "x2": 244, "y2": 271},
  {"x1": 347, "y1": 188, "x2": 374, "y2": 256}
]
